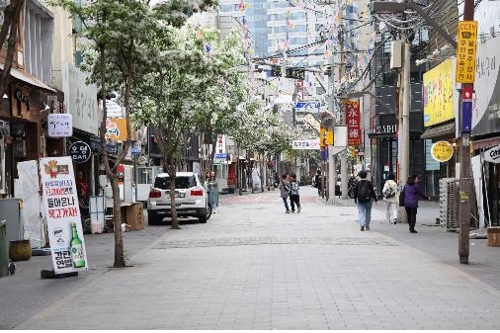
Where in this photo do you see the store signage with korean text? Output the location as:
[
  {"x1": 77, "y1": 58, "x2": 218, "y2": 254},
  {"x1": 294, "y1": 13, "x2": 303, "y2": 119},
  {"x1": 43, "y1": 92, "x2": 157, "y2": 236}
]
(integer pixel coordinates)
[
  {"x1": 47, "y1": 114, "x2": 73, "y2": 138},
  {"x1": 456, "y1": 21, "x2": 478, "y2": 84},
  {"x1": 319, "y1": 127, "x2": 333, "y2": 148},
  {"x1": 345, "y1": 99, "x2": 361, "y2": 145},
  {"x1": 213, "y1": 134, "x2": 227, "y2": 164},
  {"x1": 68, "y1": 141, "x2": 92, "y2": 163},
  {"x1": 39, "y1": 157, "x2": 89, "y2": 274},
  {"x1": 431, "y1": 141, "x2": 454, "y2": 162},
  {"x1": 292, "y1": 140, "x2": 320, "y2": 150}
]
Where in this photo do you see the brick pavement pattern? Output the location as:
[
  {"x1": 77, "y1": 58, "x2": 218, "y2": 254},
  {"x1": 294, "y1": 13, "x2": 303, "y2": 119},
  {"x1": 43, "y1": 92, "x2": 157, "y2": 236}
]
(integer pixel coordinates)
[{"x1": 12, "y1": 186, "x2": 500, "y2": 329}]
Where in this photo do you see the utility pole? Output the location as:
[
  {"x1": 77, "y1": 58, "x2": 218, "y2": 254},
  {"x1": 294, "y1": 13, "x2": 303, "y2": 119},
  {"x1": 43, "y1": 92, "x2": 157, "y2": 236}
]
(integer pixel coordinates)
[
  {"x1": 458, "y1": 0, "x2": 475, "y2": 265},
  {"x1": 339, "y1": 14, "x2": 349, "y2": 199},
  {"x1": 399, "y1": 33, "x2": 411, "y2": 223}
]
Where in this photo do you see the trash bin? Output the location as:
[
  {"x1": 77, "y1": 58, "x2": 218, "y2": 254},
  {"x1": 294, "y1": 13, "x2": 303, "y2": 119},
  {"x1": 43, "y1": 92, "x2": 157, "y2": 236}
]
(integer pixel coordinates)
[{"x1": 0, "y1": 220, "x2": 8, "y2": 277}]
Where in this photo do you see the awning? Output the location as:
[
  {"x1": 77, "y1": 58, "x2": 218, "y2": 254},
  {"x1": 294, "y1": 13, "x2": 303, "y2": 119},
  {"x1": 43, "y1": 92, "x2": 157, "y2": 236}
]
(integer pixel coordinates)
[
  {"x1": 0, "y1": 64, "x2": 56, "y2": 92},
  {"x1": 420, "y1": 122, "x2": 455, "y2": 139}
]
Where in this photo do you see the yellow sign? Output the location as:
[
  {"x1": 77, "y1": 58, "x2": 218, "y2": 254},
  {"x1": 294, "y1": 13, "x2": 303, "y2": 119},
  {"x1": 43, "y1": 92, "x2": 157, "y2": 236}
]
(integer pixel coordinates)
[
  {"x1": 319, "y1": 126, "x2": 333, "y2": 148},
  {"x1": 423, "y1": 59, "x2": 455, "y2": 126},
  {"x1": 456, "y1": 21, "x2": 478, "y2": 83},
  {"x1": 431, "y1": 141, "x2": 454, "y2": 162},
  {"x1": 105, "y1": 118, "x2": 128, "y2": 141}
]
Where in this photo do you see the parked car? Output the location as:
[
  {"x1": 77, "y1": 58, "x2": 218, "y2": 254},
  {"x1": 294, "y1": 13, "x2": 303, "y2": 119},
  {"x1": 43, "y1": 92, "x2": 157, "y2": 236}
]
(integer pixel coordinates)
[{"x1": 147, "y1": 172, "x2": 212, "y2": 225}]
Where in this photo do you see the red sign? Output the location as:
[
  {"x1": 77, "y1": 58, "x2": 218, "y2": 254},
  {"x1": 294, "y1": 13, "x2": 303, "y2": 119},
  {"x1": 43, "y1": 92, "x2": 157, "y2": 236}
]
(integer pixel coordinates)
[{"x1": 345, "y1": 99, "x2": 361, "y2": 145}]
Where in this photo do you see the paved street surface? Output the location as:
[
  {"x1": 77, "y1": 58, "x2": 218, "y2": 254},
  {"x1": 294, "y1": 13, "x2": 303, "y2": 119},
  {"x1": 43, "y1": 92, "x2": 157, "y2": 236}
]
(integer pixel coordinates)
[{"x1": 2, "y1": 186, "x2": 500, "y2": 329}]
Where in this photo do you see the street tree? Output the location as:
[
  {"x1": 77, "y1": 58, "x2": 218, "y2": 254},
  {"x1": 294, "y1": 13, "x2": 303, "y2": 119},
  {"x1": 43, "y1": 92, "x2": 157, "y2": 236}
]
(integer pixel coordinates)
[
  {"x1": 0, "y1": 0, "x2": 25, "y2": 97},
  {"x1": 131, "y1": 22, "x2": 236, "y2": 229},
  {"x1": 50, "y1": 0, "x2": 217, "y2": 265}
]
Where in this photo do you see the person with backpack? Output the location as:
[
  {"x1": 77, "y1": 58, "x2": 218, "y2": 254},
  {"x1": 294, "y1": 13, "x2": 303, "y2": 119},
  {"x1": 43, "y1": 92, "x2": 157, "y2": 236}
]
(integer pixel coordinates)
[
  {"x1": 400, "y1": 174, "x2": 431, "y2": 233},
  {"x1": 289, "y1": 174, "x2": 301, "y2": 213},
  {"x1": 382, "y1": 173, "x2": 398, "y2": 224},
  {"x1": 354, "y1": 170, "x2": 377, "y2": 231}
]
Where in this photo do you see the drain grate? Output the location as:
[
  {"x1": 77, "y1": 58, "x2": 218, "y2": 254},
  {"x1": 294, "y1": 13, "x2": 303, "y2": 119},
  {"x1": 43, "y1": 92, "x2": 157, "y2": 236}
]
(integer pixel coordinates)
[{"x1": 153, "y1": 236, "x2": 399, "y2": 249}]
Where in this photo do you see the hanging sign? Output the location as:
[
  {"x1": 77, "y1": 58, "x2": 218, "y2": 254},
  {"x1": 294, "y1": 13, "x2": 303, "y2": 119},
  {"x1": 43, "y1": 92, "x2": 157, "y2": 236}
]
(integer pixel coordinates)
[
  {"x1": 455, "y1": 21, "x2": 478, "y2": 83},
  {"x1": 483, "y1": 145, "x2": 500, "y2": 163},
  {"x1": 39, "y1": 156, "x2": 89, "y2": 274},
  {"x1": 345, "y1": 99, "x2": 361, "y2": 145},
  {"x1": 47, "y1": 114, "x2": 73, "y2": 138},
  {"x1": 68, "y1": 141, "x2": 92, "y2": 163},
  {"x1": 431, "y1": 141, "x2": 454, "y2": 162}
]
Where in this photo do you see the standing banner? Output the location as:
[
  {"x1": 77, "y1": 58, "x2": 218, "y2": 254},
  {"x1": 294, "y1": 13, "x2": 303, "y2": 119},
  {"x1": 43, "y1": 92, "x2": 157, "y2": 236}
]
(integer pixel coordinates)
[
  {"x1": 39, "y1": 156, "x2": 88, "y2": 274},
  {"x1": 345, "y1": 99, "x2": 361, "y2": 146}
]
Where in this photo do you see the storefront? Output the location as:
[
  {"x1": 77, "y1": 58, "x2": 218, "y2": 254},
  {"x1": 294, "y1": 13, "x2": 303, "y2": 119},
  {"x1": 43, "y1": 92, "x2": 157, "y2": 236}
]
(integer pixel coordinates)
[{"x1": 470, "y1": 35, "x2": 500, "y2": 227}]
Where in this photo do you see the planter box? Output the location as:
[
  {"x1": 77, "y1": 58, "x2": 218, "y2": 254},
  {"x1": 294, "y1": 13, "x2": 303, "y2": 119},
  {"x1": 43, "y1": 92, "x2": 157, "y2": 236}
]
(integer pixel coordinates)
[{"x1": 487, "y1": 227, "x2": 500, "y2": 247}]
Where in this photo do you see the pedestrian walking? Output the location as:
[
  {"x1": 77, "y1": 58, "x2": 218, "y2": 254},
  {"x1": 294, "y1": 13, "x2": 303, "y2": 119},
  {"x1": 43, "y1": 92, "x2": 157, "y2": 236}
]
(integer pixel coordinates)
[
  {"x1": 400, "y1": 174, "x2": 431, "y2": 233},
  {"x1": 289, "y1": 174, "x2": 301, "y2": 213},
  {"x1": 382, "y1": 173, "x2": 398, "y2": 224},
  {"x1": 279, "y1": 174, "x2": 291, "y2": 214},
  {"x1": 354, "y1": 170, "x2": 377, "y2": 231}
]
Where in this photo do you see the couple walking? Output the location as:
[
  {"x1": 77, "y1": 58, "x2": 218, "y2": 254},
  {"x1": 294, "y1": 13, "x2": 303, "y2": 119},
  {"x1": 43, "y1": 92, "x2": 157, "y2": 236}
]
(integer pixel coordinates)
[
  {"x1": 279, "y1": 173, "x2": 301, "y2": 214},
  {"x1": 355, "y1": 171, "x2": 430, "y2": 233}
]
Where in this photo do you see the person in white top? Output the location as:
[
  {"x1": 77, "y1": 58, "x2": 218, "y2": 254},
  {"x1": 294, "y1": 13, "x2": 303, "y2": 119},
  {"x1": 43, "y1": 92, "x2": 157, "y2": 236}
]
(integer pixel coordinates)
[{"x1": 382, "y1": 173, "x2": 399, "y2": 224}]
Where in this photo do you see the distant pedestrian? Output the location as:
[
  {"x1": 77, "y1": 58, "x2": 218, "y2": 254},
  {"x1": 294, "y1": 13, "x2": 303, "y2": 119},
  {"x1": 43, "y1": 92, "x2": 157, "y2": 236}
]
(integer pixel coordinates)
[
  {"x1": 314, "y1": 170, "x2": 322, "y2": 195},
  {"x1": 382, "y1": 173, "x2": 398, "y2": 224},
  {"x1": 289, "y1": 174, "x2": 301, "y2": 213},
  {"x1": 354, "y1": 170, "x2": 377, "y2": 231},
  {"x1": 401, "y1": 174, "x2": 431, "y2": 233},
  {"x1": 279, "y1": 174, "x2": 291, "y2": 214}
]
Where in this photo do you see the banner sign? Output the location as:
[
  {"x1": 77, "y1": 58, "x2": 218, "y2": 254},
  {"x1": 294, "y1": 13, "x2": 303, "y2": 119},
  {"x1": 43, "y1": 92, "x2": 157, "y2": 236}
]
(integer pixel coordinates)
[
  {"x1": 456, "y1": 21, "x2": 478, "y2": 83},
  {"x1": 472, "y1": 34, "x2": 500, "y2": 135},
  {"x1": 345, "y1": 99, "x2": 361, "y2": 145},
  {"x1": 40, "y1": 157, "x2": 88, "y2": 274},
  {"x1": 423, "y1": 59, "x2": 455, "y2": 126},
  {"x1": 292, "y1": 140, "x2": 320, "y2": 150}
]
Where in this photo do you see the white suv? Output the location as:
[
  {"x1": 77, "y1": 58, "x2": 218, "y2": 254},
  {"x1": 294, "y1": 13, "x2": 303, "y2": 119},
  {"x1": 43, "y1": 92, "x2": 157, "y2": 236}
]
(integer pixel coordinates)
[{"x1": 147, "y1": 172, "x2": 212, "y2": 224}]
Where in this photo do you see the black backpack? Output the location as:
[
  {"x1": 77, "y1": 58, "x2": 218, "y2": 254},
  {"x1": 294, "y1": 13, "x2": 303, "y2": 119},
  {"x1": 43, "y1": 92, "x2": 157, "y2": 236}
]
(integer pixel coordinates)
[{"x1": 357, "y1": 180, "x2": 371, "y2": 203}]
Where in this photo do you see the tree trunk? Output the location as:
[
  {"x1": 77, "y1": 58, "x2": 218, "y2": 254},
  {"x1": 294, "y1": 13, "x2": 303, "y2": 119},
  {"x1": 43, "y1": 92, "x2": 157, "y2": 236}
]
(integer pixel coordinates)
[
  {"x1": 165, "y1": 162, "x2": 180, "y2": 229},
  {"x1": 0, "y1": 0, "x2": 25, "y2": 96},
  {"x1": 97, "y1": 41, "x2": 126, "y2": 268}
]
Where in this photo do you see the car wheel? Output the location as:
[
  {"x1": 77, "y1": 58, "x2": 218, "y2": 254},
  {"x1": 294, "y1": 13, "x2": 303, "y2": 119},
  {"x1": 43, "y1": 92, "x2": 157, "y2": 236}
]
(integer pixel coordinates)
[
  {"x1": 198, "y1": 206, "x2": 211, "y2": 223},
  {"x1": 148, "y1": 212, "x2": 161, "y2": 225}
]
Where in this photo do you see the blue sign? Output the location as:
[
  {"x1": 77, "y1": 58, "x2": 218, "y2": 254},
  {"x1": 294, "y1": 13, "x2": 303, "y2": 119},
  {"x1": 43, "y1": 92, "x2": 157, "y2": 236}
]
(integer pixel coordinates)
[
  {"x1": 215, "y1": 153, "x2": 227, "y2": 159},
  {"x1": 294, "y1": 101, "x2": 322, "y2": 110},
  {"x1": 462, "y1": 101, "x2": 472, "y2": 133},
  {"x1": 131, "y1": 141, "x2": 141, "y2": 157}
]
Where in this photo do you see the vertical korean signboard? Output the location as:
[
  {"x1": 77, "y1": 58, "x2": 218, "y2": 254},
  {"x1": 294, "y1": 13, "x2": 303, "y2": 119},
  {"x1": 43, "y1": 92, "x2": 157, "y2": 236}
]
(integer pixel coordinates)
[
  {"x1": 40, "y1": 156, "x2": 88, "y2": 274},
  {"x1": 456, "y1": 21, "x2": 478, "y2": 84},
  {"x1": 345, "y1": 99, "x2": 361, "y2": 146}
]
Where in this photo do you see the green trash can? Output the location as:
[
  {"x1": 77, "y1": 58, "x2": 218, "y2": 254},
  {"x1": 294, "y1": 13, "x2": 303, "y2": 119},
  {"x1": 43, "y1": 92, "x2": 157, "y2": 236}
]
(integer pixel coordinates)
[{"x1": 0, "y1": 220, "x2": 8, "y2": 277}]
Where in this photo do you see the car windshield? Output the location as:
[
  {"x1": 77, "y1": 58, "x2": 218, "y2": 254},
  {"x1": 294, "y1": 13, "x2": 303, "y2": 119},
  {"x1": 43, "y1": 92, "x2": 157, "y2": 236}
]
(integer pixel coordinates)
[{"x1": 154, "y1": 176, "x2": 196, "y2": 190}]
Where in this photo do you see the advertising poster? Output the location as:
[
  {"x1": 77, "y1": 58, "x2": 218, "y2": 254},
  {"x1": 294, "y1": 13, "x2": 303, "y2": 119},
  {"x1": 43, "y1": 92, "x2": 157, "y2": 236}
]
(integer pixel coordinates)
[
  {"x1": 345, "y1": 99, "x2": 361, "y2": 146},
  {"x1": 39, "y1": 156, "x2": 88, "y2": 274}
]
